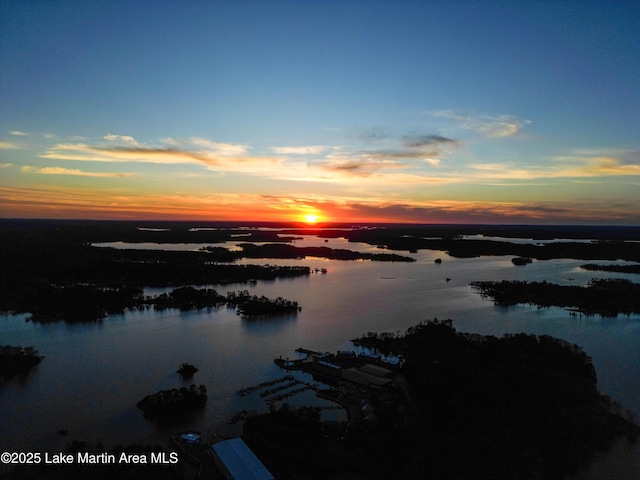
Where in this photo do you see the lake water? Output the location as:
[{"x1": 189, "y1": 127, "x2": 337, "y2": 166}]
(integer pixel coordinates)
[{"x1": 2, "y1": 234, "x2": 640, "y2": 466}]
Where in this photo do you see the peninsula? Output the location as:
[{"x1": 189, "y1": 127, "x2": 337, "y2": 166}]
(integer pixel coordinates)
[
  {"x1": 471, "y1": 278, "x2": 640, "y2": 316},
  {"x1": 243, "y1": 320, "x2": 640, "y2": 479}
]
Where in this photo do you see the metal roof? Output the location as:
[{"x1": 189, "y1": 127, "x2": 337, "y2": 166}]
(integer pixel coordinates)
[{"x1": 211, "y1": 438, "x2": 274, "y2": 480}]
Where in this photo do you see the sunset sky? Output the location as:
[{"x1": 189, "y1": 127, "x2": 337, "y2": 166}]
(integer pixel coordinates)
[{"x1": 1, "y1": 0, "x2": 638, "y2": 224}]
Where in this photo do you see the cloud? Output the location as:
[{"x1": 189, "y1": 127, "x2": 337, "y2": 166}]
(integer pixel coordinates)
[
  {"x1": 338, "y1": 199, "x2": 638, "y2": 224},
  {"x1": 359, "y1": 149, "x2": 440, "y2": 160},
  {"x1": 465, "y1": 148, "x2": 640, "y2": 182},
  {"x1": 10, "y1": 131, "x2": 28, "y2": 136},
  {"x1": 0, "y1": 163, "x2": 12, "y2": 168},
  {"x1": 104, "y1": 134, "x2": 138, "y2": 145},
  {"x1": 0, "y1": 186, "x2": 324, "y2": 221},
  {"x1": 349, "y1": 126, "x2": 391, "y2": 143},
  {"x1": 1, "y1": 183, "x2": 637, "y2": 224},
  {"x1": 22, "y1": 166, "x2": 130, "y2": 178},
  {"x1": 571, "y1": 148, "x2": 640, "y2": 159},
  {"x1": 40, "y1": 144, "x2": 216, "y2": 165},
  {"x1": 254, "y1": 195, "x2": 638, "y2": 224},
  {"x1": 318, "y1": 153, "x2": 408, "y2": 177},
  {"x1": 160, "y1": 137, "x2": 249, "y2": 156},
  {"x1": 311, "y1": 132, "x2": 461, "y2": 178},
  {"x1": 312, "y1": 136, "x2": 456, "y2": 178},
  {"x1": 185, "y1": 137, "x2": 249, "y2": 155},
  {"x1": 35, "y1": 131, "x2": 463, "y2": 185},
  {"x1": 552, "y1": 149, "x2": 640, "y2": 177},
  {"x1": 39, "y1": 140, "x2": 281, "y2": 176},
  {"x1": 573, "y1": 157, "x2": 640, "y2": 176},
  {"x1": 430, "y1": 110, "x2": 531, "y2": 138},
  {"x1": 272, "y1": 146, "x2": 327, "y2": 155},
  {"x1": 0, "y1": 142, "x2": 21, "y2": 149},
  {"x1": 402, "y1": 134, "x2": 459, "y2": 148}
]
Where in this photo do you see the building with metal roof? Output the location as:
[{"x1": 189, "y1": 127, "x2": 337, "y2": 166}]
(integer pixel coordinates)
[
  {"x1": 210, "y1": 438, "x2": 274, "y2": 480},
  {"x1": 341, "y1": 366, "x2": 393, "y2": 387}
]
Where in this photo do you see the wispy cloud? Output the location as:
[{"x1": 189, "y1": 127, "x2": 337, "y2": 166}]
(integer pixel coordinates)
[
  {"x1": 161, "y1": 137, "x2": 249, "y2": 156},
  {"x1": 104, "y1": 134, "x2": 138, "y2": 146},
  {"x1": 430, "y1": 110, "x2": 531, "y2": 138},
  {"x1": 10, "y1": 131, "x2": 28, "y2": 136},
  {"x1": 21, "y1": 166, "x2": 130, "y2": 177},
  {"x1": 0, "y1": 163, "x2": 12, "y2": 168},
  {"x1": 187, "y1": 137, "x2": 249, "y2": 155},
  {"x1": 402, "y1": 134, "x2": 459, "y2": 148},
  {"x1": 552, "y1": 148, "x2": 640, "y2": 177},
  {"x1": 465, "y1": 147, "x2": 640, "y2": 182},
  {"x1": 574, "y1": 157, "x2": 640, "y2": 176},
  {"x1": 307, "y1": 131, "x2": 461, "y2": 179},
  {"x1": 0, "y1": 142, "x2": 21, "y2": 150},
  {"x1": 40, "y1": 144, "x2": 215, "y2": 165},
  {"x1": 348, "y1": 126, "x2": 391, "y2": 143},
  {"x1": 272, "y1": 146, "x2": 327, "y2": 155},
  {"x1": 313, "y1": 155, "x2": 427, "y2": 178},
  {"x1": 39, "y1": 139, "x2": 281, "y2": 176}
]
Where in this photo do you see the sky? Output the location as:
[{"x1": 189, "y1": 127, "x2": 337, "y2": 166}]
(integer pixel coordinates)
[{"x1": 1, "y1": 0, "x2": 639, "y2": 224}]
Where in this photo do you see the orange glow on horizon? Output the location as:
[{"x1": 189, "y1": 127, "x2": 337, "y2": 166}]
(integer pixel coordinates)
[{"x1": 2, "y1": 185, "x2": 635, "y2": 224}]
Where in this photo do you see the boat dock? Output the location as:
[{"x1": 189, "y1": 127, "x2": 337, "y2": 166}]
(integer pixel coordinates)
[{"x1": 236, "y1": 374, "x2": 293, "y2": 396}]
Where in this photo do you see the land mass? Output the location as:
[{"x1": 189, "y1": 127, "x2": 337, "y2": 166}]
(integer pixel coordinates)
[
  {"x1": 3, "y1": 220, "x2": 639, "y2": 321},
  {"x1": 0, "y1": 345, "x2": 43, "y2": 380},
  {"x1": 2, "y1": 220, "x2": 640, "y2": 478},
  {"x1": 471, "y1": 279, "x2": 640, "y2": 316},
  {"x1": 2, "y1": 284, "x2": 301, "y2": 323},
  {"x1": 580, "y1": 263, "x2": 640, "y2": 274},
  {"x1": 152, "y1": 287, "x2": 301, "y2": 317},
  {"x1": 0, "y1": 220, "x2": 419, "y2": 322},
  {"x1": 3, "y1": 320, "x2": 639, "y2": 479},
  {"x1": 234, "y1": 243, "x2": 415, "y2": 262},
  {"x1": 136, "y1": 384, "x2": 208, "y2": 418},
  {"x1": 243, "y1": 320, "x2": 640, "y2": 480}
]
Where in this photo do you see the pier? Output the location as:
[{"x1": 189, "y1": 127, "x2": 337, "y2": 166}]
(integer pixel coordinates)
[{"x1": 236, "y1": 374, "x2": 293, "y2": 396}]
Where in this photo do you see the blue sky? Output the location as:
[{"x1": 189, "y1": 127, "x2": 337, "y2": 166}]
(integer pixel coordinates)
[{"x1": 1, "y1": 0, "x2": 638, "y2": 223}]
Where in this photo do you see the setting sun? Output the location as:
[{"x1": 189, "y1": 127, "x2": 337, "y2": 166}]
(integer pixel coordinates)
[{"x1": 304, "y1": 214, "x2": 319, "y2": 224}]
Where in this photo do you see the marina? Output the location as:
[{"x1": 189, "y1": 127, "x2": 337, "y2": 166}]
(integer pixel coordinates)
[
  {"x1": 236, "y1": 374, "x2": 294, "y2": 397},
  {"x1": 236, "y1": 374, "x2": 321, "y2": 408}
]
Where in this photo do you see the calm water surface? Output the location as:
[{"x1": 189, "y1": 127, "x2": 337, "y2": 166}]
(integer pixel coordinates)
[{"x1": 2, "y1": 235, "x2": 639, "y2": 460}]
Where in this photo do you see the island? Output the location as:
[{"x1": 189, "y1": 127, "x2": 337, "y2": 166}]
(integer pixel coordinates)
[
  {"x1": 471, "y1": 278, "x2": 640, "y2": 316},
  {"x1": 0, "y1": 345, "x2": 43, "y2": 380},
  {"x1": 511, "y1": 256, "x2": 532, "y2": 265},
  {"x1": 0, "y1": 283, "x2": 302, "y2": 323},
  {"x1": 176, "y1": 363, "x2": 198, "y2": 378},
  {"x1": 152, "y1": 287, "x2": 300, "y2": 317},
  {"x1": 235, "y1": 243, "x2": 415, "y2": 262},
  {"x1": 243, "y1": 320, "x2": 640, "y2": 480},
  {"x1": 136, "y1": 384, "x2": 207, "y2": 418}
]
